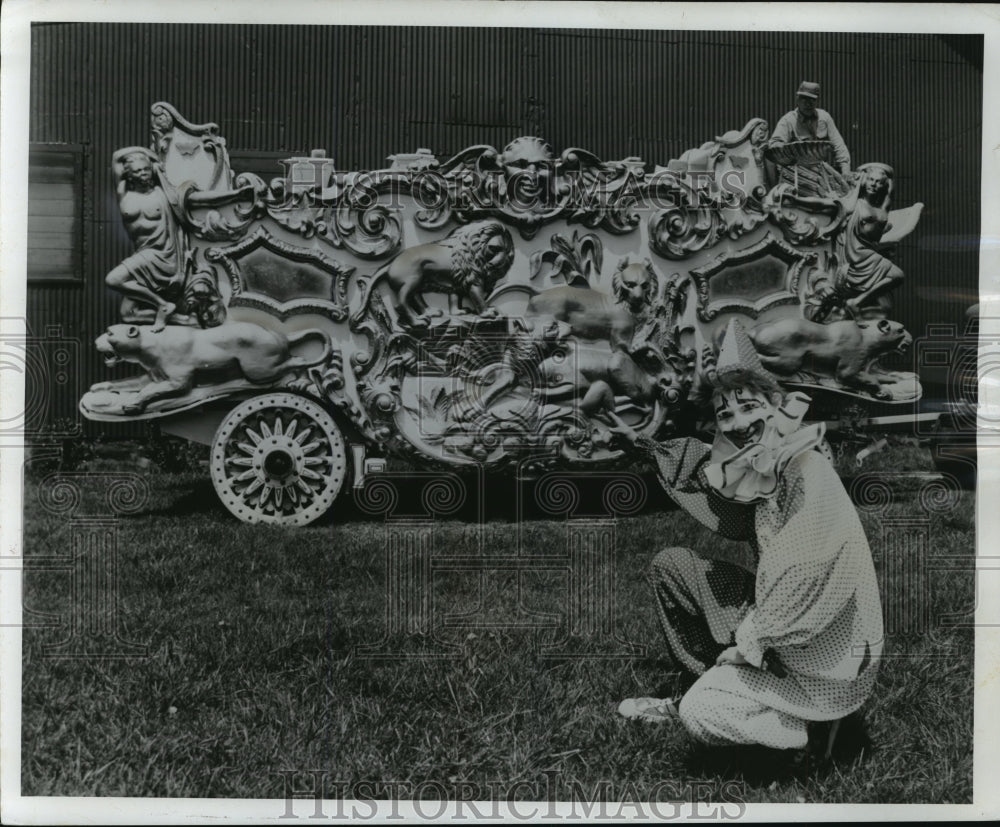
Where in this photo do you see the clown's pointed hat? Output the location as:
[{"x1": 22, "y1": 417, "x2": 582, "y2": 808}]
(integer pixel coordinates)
[{"x1": 715, "y1": 318, "x2": 769, "y2": 381}]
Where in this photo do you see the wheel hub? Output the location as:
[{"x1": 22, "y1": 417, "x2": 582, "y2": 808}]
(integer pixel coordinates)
[{"x1": 259, "y1": 440, "x2": 299, "y2": 480}]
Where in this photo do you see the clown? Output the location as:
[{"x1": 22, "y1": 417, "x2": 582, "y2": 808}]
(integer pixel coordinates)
[{"x1": 615, "y1": 319, "x2": 883, "y2": 763}]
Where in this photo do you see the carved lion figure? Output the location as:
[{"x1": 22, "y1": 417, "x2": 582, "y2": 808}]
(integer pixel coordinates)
[
  {"x1": 535, "y1": 342, "x2": 682, "y2": 418},
  {"x1": 749, "y1": 317, "x2": 911, "y2": 400},
  {"x1": 466, "y1": 269, "x2": 675, "y2": 420},
  {"x1": 352, "y1": 220, "x2": 515, "y2": 328},
  {"x1": 611, "y1": 257, "x2": 660, "y2": 317},
  {"x1": 90, "y1": 322, "x2": 330, "y2": 414}
]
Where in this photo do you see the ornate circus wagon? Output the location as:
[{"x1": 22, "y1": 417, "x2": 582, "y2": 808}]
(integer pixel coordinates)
[{"x1": 80, "y1": 103, "x2": 925, "y2": 525}]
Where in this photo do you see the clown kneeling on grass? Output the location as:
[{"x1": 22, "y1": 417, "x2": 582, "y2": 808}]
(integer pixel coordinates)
[{"x1": 614, "y1": 319, "x2": 883, "y2": 764}]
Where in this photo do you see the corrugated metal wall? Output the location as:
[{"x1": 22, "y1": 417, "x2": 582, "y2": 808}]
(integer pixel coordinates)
[{"x1": 26, "y1": 25, "x2": 983, "y2": 433}]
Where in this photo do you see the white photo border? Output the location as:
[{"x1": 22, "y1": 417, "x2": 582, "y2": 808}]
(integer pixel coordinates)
[{"x1": 2, "y1": 1, "x2": 998, "y2": 822}]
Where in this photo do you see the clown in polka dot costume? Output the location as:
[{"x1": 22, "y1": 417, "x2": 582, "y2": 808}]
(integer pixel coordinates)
[{"x1": 616, "y1": 319, "x2": 883, "y2": 754}]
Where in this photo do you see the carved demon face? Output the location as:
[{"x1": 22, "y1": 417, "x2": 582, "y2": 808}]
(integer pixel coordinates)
[
  {"x1": 499, "y1": 136, "x2": 555, "y2": 210},
  {"x1": 713, "y1": 387, "x2": 778, "y2": 450}
]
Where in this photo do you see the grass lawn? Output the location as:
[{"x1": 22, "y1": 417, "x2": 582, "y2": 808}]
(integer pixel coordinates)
[{"x1": 20, "y1": 443, "x2": 974, "y2": 805}]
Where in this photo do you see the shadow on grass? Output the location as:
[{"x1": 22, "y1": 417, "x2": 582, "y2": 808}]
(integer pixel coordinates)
[
  {"x1": 139, "y1": 456, "x2": 953, "y2": 527},
  {"x1": 337, "y1": 470, "x2": 677, "y2": 525},
  {"x1": 125, "y1": 468, "x2": 678, "y2": 525},
  {"x1": 686, "y1": 713, "x2": 874, "y2": 786},
  {"x1": 138, "y1": 475, "x2": 224, "y2": 519}
]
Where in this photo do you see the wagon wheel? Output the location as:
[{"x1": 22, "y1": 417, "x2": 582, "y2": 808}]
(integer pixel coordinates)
[{"x1": 210, "y1": 393, "x2": 348, "y2": 525}]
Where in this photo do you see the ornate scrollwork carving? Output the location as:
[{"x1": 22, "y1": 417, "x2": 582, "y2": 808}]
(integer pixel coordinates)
[
  {"x1": 413, "y1": 137, "x2": 646, "y2": 239},
  {"x1": 690, "y1": 232, "x2": 814, "y2": 322},
  {"x1": 150, "y1": 101, "x2": 230, "y2": 192},
  {"x1": 648, "y1": 202, "x2": 724, "y2": 260},
  {"x1": 148, "y1": 103, "x2": 260, "y2": 244},
  {"x1": 239, "y1": 169, "x2": 406, "y2": 260},
  {"x1": 205, "y1": 227, "x2": 354, "y2": 321},
  {"x1": 330, "y1": 172, "x2": 406, "y2": 259},
  {"x1": 762, "y1": 182, "x2": 848, "y2": 247},
  {"x1": 529, "y1": 231, "x2": 604, "y2": 287},
  {"x1": 646, "y1": 117, "x2": 772, "y2": 259}
]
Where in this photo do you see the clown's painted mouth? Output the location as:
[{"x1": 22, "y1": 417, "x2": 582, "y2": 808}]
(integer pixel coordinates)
[{"x1": 726, "y1": 420, "x2": 765, "y2": 449}]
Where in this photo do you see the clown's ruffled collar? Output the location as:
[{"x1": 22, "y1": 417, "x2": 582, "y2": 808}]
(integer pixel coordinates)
[{"x1": 704, "y1": 391, "x2": 826, "y2": 503}]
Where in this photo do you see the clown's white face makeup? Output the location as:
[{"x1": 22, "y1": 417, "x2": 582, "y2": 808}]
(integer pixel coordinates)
[{"x1": 714, "y1": 388, "x2": 778, "y2": 449}]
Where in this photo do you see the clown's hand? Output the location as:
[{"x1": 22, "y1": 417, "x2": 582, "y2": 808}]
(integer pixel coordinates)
[
  {"x1": 715, "y1": 646, "x2": 749, "y2": 667},
  {"x1": 607, "y1": 420, "x2": 641, "y2": 446}
]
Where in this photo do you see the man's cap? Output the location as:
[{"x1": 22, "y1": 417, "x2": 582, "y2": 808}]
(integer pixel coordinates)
[{"x1": 796, "y1": 81, "x2": 820, "y2": 99}]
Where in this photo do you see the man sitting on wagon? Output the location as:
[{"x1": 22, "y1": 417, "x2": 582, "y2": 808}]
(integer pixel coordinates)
[
  {"x1": 770, "y1": 80, "x2": 852, "y2": 176},
  {"x1": 614, "y1": 320, "x2": 883, "y2": 766}
]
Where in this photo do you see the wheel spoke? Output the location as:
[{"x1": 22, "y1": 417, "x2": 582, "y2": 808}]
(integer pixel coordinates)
[
  {"x1": 303, "y1": 455, "x2": 333, "y2": 466},
  {"x1": 273, "y1": 416, "x2": 284, "y2": 436},
  {"x1": 288, "y1": 485, "x2": 300, "y2": 504},
  {"x1": 300, "y1": 440, "x2": 324, "y2": 454},
  {"x1": 259, "y1": 485, "x2": 272, "y2": 507},
  {"x1": 234, "y1": 469, "x2": 258, "y2": 482},
  {"x1": 260, "y1": 420, "x2": 273, "y2": 439},
  {"x1": 245, "y1": 426, "x2": 263, "y2": 446},
  {"x1": 295, "y1": 478, "x2": 313, "y2": 494},
  {"x1": 236, "y1": 441, "x2": 258, "y2": 456},
  {"x1": 243, "y1": 478, "x2": 264, "y2": 498},
  {"x1": 228, "y1": 456, "x2": 254, "y2": 467},
  {"x1": 300, "y1": 467, "x2": 323, "y2": 481},
  {"x1": 274, "y1": 487, "x2": 284, "y2": 509},
  {"x1": 285, "y1": 419, "x2": 298, "y2": 440},
  {"x1": 293, "y1": 428, "x2": 313, "y2": 445}
]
